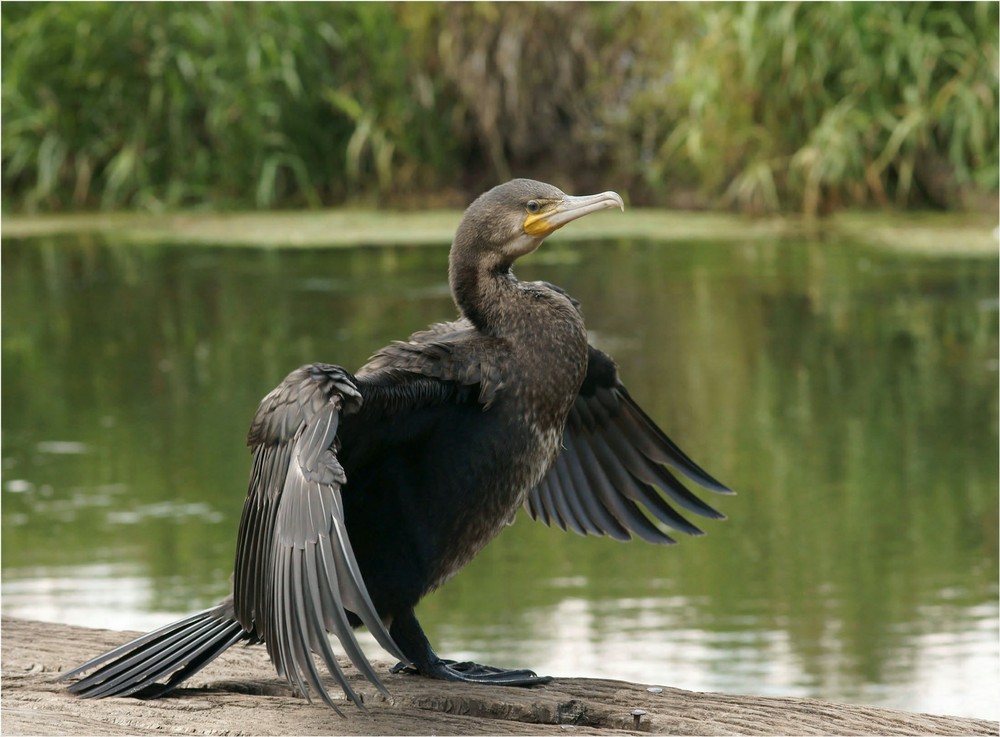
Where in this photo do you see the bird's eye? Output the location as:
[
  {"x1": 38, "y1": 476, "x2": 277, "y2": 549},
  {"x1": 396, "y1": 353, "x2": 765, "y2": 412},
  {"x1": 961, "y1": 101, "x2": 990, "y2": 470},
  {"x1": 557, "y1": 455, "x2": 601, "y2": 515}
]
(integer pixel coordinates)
[{"x1": 526, "y1": 200, "x2": 541, "y2": 213}]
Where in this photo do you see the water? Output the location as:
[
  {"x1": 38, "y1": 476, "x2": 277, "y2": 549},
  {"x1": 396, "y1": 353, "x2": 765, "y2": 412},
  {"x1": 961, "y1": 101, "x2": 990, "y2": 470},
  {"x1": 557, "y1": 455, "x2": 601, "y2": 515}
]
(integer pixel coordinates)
[{"x1": 2, "y1": 231, "x2": 997, "y2": 720}]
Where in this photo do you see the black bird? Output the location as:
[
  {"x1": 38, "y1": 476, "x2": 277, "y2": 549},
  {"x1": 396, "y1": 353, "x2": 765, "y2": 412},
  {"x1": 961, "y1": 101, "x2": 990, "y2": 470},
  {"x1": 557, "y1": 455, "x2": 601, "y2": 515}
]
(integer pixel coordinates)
[{"x1": 61, "y1": 179, "x2": 734, "y2": 712}]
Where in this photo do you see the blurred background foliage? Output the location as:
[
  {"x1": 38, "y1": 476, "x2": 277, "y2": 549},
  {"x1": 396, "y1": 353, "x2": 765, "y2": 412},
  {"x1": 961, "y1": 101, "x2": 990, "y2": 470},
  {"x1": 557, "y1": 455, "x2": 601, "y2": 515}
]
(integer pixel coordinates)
[{"x1": 2, "y1": 1, "x2": 997, "y2": 214}]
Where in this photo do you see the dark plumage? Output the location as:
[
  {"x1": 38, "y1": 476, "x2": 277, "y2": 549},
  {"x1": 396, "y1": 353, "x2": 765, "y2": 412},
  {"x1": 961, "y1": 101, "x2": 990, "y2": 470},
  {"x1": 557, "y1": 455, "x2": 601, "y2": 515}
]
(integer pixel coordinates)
[{"x1": 61, "y1": 179, "x2": 734, "y2": 712}]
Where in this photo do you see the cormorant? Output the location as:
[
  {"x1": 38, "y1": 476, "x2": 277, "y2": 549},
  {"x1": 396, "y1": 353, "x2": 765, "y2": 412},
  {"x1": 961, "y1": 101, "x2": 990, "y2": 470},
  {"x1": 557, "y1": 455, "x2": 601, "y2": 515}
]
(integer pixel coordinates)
[{"x1": 61, "y1": 179, "x2": 733, "y2": 713}]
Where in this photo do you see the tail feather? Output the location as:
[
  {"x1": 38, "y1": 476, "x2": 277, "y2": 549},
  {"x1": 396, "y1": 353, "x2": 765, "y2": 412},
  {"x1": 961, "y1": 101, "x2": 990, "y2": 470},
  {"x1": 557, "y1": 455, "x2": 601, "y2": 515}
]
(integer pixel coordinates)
[{"x1": 61, "y1": 601, "x2": 251, "y2": 699}]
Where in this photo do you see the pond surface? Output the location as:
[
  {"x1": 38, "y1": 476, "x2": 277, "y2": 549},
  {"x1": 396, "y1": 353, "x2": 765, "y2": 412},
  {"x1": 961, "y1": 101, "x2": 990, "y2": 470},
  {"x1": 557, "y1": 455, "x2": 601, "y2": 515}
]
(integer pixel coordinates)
[{"x1": 2, "y1": 230, "x2": 997, "y2": 720}]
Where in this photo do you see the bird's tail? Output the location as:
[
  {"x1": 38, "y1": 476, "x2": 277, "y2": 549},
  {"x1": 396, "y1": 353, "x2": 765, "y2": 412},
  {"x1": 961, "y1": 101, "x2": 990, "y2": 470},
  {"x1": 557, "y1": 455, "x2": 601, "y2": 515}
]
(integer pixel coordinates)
[{"x1": 59, "y1": 599, "x2": 251, "y2": 699}]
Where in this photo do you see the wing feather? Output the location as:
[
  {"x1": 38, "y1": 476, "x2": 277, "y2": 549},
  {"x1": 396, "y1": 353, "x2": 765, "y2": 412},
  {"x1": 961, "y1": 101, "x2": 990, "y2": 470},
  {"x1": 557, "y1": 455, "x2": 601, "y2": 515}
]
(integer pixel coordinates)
[
  {"x1": 546, "y1": 457, "x2": 591, "y2": 536},
  {"x1": 564, "y1": 425, "x2": 677, "y2": 544},
  {"x1": 527, "y1": 477, "x2": 554, "y2": 526},
  {"x1": 554, "y1": 435, "x2": 632, "y2": 542},
  {"x1": 526, "y1": 347, "x2": 733, "y2": 544},
  {"x1": 234, "y1": 363, "x2": 408, "y2": 708}
]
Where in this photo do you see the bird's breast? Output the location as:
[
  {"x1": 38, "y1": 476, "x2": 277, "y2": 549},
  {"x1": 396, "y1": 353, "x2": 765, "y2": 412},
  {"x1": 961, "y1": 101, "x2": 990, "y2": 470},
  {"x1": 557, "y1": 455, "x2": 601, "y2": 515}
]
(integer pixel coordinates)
[
  {"x1": 426, "y1": 312, "x2": 587, "y2": 592},
  {"x1": 506, "y1": 310, "x2": 588, "y2": 435}
]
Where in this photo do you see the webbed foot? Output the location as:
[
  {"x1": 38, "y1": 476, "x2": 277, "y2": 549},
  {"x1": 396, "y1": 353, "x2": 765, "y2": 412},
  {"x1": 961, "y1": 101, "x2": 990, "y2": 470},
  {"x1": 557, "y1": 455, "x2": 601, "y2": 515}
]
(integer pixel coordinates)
[{"x1": 391, "y1": 658, "x2": 552, "y2": 686}]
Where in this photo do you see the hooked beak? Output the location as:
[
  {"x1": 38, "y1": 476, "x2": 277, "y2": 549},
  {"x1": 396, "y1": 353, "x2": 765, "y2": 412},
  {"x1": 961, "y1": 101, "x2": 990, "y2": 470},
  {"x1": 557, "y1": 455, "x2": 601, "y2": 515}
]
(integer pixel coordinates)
[{"x1": 524, "y1": 190, "x2": 625, "y2": 237}]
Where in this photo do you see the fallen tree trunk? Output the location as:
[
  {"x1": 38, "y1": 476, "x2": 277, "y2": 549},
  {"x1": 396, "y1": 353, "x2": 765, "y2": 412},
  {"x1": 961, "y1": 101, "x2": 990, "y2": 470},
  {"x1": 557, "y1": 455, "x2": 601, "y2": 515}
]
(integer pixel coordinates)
[{"x1": 2, "y1": 618, "x2": 996, "y2": 736}]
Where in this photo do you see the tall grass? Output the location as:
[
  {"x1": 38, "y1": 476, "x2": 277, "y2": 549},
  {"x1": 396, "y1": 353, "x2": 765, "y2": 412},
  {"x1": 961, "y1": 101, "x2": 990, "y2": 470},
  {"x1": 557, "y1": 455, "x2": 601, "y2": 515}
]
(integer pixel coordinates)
[
  {"x1": 2, "y1": 2, "x2": 996, "y2": 214},
  {"x1": 647, "y1": 2, "x2": 1000, "y2": 214},
  {"x1": 1, "y1": 3, "x2": 460, "y2": 210}
]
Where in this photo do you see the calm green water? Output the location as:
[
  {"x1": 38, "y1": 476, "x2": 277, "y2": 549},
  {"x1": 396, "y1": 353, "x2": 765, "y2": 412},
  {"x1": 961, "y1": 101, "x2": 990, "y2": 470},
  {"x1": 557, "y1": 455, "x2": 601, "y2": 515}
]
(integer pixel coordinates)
[{"x1": 2, "y1": 232, "x2": 997, "y2": 720}]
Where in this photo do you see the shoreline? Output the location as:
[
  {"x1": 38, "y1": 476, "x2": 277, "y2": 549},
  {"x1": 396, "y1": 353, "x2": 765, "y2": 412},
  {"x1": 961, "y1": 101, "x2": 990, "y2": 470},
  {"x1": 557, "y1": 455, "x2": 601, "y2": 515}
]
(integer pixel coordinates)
[{"x1": 3, "y1": 208, "x2": 997, "y2": 255}]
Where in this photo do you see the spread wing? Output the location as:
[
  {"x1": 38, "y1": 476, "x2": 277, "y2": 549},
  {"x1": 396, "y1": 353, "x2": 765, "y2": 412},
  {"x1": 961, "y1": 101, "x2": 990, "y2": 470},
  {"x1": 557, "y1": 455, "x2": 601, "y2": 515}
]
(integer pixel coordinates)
[
  {"x1": 525, "y1": 346, "x2": 734, "y2": 544},
  {"x1": 234, "y1": 363, "x2": 407, "y2": 712}
]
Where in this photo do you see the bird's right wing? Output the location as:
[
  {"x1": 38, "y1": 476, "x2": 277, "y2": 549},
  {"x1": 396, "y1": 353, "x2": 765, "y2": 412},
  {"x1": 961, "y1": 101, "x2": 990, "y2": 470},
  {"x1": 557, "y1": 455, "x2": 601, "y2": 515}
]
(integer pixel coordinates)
[
  {"x1": 359, "y1": 319, "x2": 507, "y2": 407},
  {"x1": 234, "y1": 363, "x2": 407, "y2": 712}
]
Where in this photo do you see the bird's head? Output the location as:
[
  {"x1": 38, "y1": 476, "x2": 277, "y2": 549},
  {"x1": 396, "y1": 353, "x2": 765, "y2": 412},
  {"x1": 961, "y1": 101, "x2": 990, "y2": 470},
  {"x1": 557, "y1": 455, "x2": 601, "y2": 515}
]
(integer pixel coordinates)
[{"x1": 452, "y1": 179, "x2": 625, "y2": 270}]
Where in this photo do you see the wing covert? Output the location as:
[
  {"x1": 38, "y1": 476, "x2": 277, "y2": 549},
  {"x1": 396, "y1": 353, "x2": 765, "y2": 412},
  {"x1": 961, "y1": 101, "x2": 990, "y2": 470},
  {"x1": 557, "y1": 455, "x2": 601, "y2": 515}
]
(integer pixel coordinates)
[{"x1": 359, "y1": 319, "x2": 507, "y2": 408}]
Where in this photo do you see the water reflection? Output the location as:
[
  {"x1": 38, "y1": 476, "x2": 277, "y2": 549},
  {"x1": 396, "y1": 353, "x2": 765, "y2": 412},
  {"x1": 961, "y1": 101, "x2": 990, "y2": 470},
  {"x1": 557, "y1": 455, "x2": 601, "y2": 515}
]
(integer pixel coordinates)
[
  {"x1": 3, "y1": 565, "x2": 186, "y2": 633},
  {"x1": 2, "y1": 233, "x2": 997, "y2": 719}
]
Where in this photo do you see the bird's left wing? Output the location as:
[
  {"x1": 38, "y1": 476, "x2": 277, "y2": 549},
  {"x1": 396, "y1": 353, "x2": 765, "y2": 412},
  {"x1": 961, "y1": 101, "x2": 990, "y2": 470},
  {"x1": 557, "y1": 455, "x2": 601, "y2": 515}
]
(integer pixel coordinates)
[
  {"x1": 525, "y1": 346, "x2": 735, "y2": 544},
  {"x1": 235, "y1": 363, "x2": 407, "y2": 712}
]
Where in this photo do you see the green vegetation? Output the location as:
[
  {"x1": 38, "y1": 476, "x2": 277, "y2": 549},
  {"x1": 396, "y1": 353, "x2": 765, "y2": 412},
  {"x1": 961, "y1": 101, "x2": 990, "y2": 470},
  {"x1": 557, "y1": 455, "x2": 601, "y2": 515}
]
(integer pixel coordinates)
[{"x1": 2, "y1": 2, "x2": 997, "y2": 214}]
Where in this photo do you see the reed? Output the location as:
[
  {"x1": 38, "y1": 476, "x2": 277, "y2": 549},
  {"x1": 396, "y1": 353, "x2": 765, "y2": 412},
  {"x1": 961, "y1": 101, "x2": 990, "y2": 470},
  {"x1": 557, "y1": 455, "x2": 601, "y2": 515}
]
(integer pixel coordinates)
[{"x1": 2, "y1": 2, "x2": 996, "y2": 214}]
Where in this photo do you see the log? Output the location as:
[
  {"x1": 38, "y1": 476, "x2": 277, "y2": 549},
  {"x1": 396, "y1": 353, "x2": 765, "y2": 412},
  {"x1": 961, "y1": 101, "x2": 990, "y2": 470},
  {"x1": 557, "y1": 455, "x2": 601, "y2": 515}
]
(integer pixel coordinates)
[{"x1": 2, "y1": 618, "x2": 996, "y2": 736}]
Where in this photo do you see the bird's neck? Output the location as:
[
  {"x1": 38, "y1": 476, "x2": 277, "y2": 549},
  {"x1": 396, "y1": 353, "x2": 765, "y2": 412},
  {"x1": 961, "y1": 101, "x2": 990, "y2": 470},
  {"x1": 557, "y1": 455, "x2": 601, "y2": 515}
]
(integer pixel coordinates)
[{"x1": 448, "y1": 254, "x2": 517, "y2": 335}]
